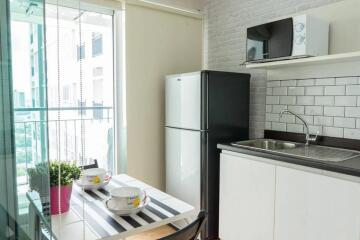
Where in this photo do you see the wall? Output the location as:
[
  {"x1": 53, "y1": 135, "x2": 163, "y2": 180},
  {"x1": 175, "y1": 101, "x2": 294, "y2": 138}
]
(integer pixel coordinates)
[
  {"x1": 204, "y1": 0, "x2": 345, "y2": 139},
  {"x1": 140, "y1": 0, "x2": 205, "y2": 11},
  {"x1": 266, "y1": 76, "x2": 360, "y2": 139},
  {"x1": 126, "y1": 4, "x2": 202, "y2": 189},
  {"x1": 88, "y1": 0, "x2": 205, "y2": 12}
]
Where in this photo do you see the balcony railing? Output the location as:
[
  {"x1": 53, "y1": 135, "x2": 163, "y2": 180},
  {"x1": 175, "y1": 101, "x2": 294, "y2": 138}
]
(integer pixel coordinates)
[
  {"x1": 14, "y1": 106, "x2": 114, "y2": 187},
  {"x1": 14, "y1": 106, "x2": 112, "y2": 116}
]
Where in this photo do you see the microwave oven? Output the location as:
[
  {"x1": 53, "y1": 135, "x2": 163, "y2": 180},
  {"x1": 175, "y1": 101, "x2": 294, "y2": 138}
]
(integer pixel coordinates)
[{"x1": 246, "y1": 15, "x2": 329, "y2": 63}]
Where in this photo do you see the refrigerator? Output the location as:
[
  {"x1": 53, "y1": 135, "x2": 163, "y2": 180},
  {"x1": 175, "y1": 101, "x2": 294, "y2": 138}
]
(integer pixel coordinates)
[{"x1": 165, "y1": 70, "x2": 250, "y2": 239}]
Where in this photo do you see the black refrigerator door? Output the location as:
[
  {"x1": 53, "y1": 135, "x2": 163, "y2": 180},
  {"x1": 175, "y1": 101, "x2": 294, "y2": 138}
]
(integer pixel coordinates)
[
  {"x1": 201, "y1": 70, "x2": 250, "y2": 134},
  {"x1": 200, "y1": 71, "x2": 250, "y2": 240},
  {"x1": 201, "y1": 130, "x2": 249, "y2": 240}
]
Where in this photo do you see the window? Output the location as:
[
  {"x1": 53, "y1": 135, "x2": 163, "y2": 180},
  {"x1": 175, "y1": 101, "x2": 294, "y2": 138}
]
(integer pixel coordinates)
[
  {"x1": 77, "y1": 43, "x2": 85, "y2": 61},
  {"x1": 93, "y1": 78, "x2": 103, "y2": 102},
  {"x1": 92, "y1": 32, "x2": 103, "y2": 57},
  {"x1": 93, "y1": 101, "x2": 103, "y2": 120},
  {"x1": 92, "y1": 78, "x2": 104, "y2": 119},
  {"x1": 30, "y1": 55, "x2": 35, "y2": 76},
  {"x1": 93, "y1": 66, "x2": 103, "y2": 77},
  {"x1": 78, "y1": 100, "x2": 87, "y2": 115},
  {"x1": 8, "y1": 2, "x2": 118, "y2": 230},
  {"x1": 18, "y1": 92, "x2": 25, "y2": 107},
  {"x1": 63, "y1": 85, "x2": 70, "y2": 102},
  {"x1": 45, "y1": 4, "x2": 114, "y2": 171},
  {"x1": 13, "y1": 91, "x2": 26, "y2": 108}
]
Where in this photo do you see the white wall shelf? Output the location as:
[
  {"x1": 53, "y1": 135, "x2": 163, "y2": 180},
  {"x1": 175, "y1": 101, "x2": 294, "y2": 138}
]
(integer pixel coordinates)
[{"x1": 245, "y1": 51, "x2": 360, "y2": 70}]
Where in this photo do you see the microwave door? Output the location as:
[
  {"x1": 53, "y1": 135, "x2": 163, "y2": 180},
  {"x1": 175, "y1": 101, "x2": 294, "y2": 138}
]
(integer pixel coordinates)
[
  {"x1": 247, "y1": 26, "x2": 269, "y2": 61},
  {"x1": 247, "y1": 17, "x2": 293, "y2": 62},
  {"x1": 267, "y1": 18, "x2": 293, "y2": 59}
]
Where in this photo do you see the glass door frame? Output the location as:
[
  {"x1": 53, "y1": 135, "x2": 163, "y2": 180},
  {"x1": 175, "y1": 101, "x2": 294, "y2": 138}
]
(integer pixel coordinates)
[
  {"x1": 45, "y1": 0, "x2": 126, "y2": 174},
  {"x1": 0, "y1": 0, "x2": 18, "y2": 237}
]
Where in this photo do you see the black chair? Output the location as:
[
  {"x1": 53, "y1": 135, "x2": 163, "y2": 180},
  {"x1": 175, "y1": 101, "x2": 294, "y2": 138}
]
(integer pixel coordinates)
[
  {"x1": 158, "y1": 211, "x2": 207, "y2": 240},
  {"x1": 80, "y1": 159, "x2": 99, "y2": 169}
]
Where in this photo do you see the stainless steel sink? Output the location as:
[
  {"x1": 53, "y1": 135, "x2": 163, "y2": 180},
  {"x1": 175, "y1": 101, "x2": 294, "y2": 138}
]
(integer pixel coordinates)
[
  {"x1": 231, "y1": 139, "x2": 360, "y2": 162},
  {"x1": 232, "y1": 139, "x2": 298, "y2": 150}
]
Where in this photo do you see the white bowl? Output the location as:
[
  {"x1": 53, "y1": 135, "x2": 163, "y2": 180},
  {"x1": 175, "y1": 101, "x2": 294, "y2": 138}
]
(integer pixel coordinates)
[
  {"x1": 105, "y1": 195, "x2": 151, "y2": 216},
  {"x1": 108, "y1": 187, "x2": 145, "y2": 210},
  {"x1": 80, "y1": 168, "x2": 112, "y2": 186}
]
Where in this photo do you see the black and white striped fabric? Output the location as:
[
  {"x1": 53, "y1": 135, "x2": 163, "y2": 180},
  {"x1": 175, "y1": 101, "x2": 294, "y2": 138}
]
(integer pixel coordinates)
[{"x1": 68, "y1": 174, "x2": 195, "y2": 239}]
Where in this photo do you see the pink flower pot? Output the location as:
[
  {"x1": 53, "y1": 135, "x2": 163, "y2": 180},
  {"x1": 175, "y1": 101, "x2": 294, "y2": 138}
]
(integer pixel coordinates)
[{"x1": 50, "y1": 184, "x2": 73, "y2": 215}]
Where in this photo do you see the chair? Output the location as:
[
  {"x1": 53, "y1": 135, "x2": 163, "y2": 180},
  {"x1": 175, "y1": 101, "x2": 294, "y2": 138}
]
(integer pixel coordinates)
[
  {"x1": 80, "y1": 159, "x2": 98, "y2": 169},
  {"x1": 158, "y1": 211, "x2": 207, "y2": 240}
]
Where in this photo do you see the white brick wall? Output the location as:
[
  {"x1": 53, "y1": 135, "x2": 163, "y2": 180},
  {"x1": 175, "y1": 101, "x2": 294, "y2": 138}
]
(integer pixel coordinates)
[
  {"x1": 204, "y1": 0, "x2": 344, "y2": 139},
  {"x1": 266, "y1": 76, "x2": 360, "y2": 139}
]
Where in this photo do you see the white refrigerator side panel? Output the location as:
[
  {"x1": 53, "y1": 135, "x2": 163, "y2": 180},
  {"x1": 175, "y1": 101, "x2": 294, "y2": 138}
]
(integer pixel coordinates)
[
  {"x1": 165, "y1": 72, "x2": 201, "y2": 130},
  {"x1": 165, "y1": 127, "x2": 201, "y2": 212}
]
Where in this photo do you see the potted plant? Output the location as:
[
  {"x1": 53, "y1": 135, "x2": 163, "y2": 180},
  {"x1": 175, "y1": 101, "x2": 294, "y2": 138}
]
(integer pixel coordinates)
[
  {"x1": 27, "y1": 162, "x2": 50, "y2": 200},
  {"x1": 49, "y1": 161, "x2": 81, "y2": 215}
]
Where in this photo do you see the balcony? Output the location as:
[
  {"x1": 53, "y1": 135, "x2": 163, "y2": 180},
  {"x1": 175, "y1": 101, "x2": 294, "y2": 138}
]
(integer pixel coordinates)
[{"x1": 14, "y1": 106, "x2": 114, "y2": 189}]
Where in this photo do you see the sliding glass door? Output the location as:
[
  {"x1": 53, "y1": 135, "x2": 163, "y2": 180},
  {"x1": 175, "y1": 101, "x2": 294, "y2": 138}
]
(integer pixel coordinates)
[
  {"x1": 2, "y1": 0, "x2": 52, "y2": 239},
  {"x1": 45, "y1": 3, "x2": 115, "y2": 172},
  {"x1": 43, "y1": 2, "x2": 116, "y2": 238},
  {"x1": 1, "y1": 0, "x2": 118, "y2": 239},
  {"x1": 0, "y1": 1, "x2": 18, "y2": 238}
]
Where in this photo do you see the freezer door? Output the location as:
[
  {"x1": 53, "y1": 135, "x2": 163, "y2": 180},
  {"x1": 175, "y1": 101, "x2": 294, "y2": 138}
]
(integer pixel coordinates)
[
  {"x1": 165, "y1": 72, "x2": 201, "y2": 130},
  {"x1": 165, "y1": 127, "x2": 201, "y2": 212}
]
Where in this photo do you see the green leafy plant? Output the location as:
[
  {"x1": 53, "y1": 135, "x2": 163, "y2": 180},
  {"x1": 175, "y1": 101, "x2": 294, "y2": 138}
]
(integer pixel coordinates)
[
  {"x1": 27, "y1": 162, "x2": 49, "y2": 179},
  {"x1": 27, "y1": 162, "x2": 50, "y2": 196},
  {"x1": 49, "y1": 161, "x2": 81, "y2": 187},
  {"x1": 28, "y1": 161, "x2": 81, "y2": 187}
]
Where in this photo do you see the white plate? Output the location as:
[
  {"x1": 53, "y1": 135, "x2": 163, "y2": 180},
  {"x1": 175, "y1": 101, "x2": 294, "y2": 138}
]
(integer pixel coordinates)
[
  {"x1": 105, "y1": 196, "x2": 151, "y2": 216},
  {"x1": 75, "y1": 178, "x2": 110, "y2": 190}
]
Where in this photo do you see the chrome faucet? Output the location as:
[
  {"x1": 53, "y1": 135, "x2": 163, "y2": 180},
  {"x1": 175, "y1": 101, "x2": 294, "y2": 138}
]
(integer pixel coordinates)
[{"x1": 280, "y1": 109, "x2": 318, "y2": 146}]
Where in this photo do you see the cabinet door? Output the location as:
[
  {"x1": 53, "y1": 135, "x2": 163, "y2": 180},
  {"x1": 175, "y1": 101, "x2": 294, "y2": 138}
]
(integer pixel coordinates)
[
  {"x1": 219, "y1": 153, "x2": 276, "y2": 240},
  {"x1": 274, "y1": 166, "x2": 360, "y2": 240}
]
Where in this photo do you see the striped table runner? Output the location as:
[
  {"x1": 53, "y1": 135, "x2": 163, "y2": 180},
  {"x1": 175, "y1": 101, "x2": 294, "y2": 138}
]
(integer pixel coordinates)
[{"x1": 66, "y1": 174, "x2": 196, "y2": 239}]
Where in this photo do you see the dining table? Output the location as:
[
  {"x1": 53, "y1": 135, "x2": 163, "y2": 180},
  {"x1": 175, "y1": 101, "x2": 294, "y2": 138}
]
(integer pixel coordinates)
[{"x1": 50, "y1": 174, "x2": 196, "y2": 240}]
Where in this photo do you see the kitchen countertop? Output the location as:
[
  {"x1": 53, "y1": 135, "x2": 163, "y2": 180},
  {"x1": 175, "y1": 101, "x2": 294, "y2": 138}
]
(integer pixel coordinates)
[{"x1": 217, "y1": 143, "x2": 360, "y2": 178}]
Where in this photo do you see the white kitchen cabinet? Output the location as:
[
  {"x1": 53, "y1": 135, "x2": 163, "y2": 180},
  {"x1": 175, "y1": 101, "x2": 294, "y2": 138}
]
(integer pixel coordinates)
[
  {"x1": 219, "y1": 153, "x2": 276, "y2": 240},
  {"x1": 274, "y1": 166, "x2": 360, "y2": 240}
]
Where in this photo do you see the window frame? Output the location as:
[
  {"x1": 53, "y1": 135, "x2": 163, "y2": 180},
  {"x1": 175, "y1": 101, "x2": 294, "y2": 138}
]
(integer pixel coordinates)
[
  {"x1": 45, "y1": 0, "x2": 125, "y2": 174},
  {"x1": 76, "y1": 43, "x2": 85, "y2": 61},
  {"x1": 92, "y1": 32, "x2": 103, "y2": 57}
]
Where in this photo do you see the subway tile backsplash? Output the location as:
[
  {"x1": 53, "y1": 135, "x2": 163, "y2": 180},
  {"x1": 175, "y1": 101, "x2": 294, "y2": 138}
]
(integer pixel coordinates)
[{"x1": 266, "y1": 76, "x2": 360, "y2": 140}]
